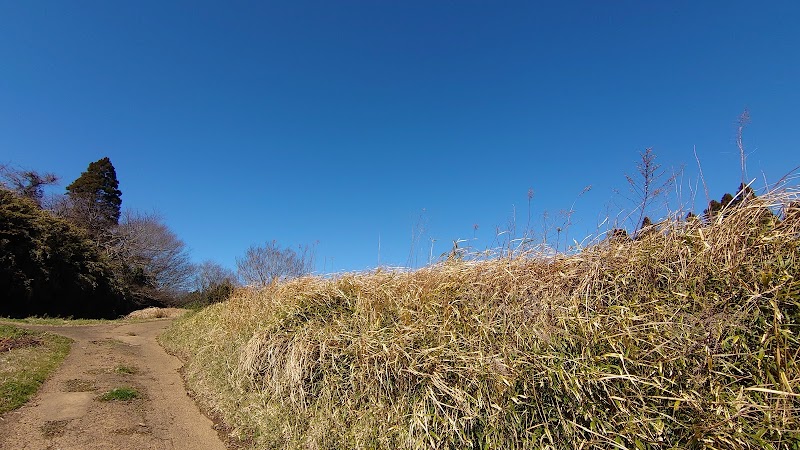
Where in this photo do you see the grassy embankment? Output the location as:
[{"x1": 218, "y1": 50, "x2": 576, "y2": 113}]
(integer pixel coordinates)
[
  {"x1": 162, "y1": 192, "x2": 800, "y2": 449},
  {"x1": 0, "y1": 317, "x2": 111, "y2": 326},
  {"x1": 0, "y1": 325, "x2": 72, "y2": 414}
]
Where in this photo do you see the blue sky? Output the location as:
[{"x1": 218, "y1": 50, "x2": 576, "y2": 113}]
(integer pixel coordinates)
[{"x1": 1, "y1": 1, "x2": 798, "y2": 273}]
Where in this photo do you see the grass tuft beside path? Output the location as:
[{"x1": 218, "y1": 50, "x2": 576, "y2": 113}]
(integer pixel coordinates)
[{"x1": 0, "y1": 325, "x2": 72, "y2": 414}]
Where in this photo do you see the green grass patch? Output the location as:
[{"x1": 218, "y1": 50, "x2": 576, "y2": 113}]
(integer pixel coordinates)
[
  {"x1": 115, "y1": 365, "x2": 138, "y2": 375},
  {"x1": 0, "y1": 325, "x2": 72, "y2": 414},
  {"x1": 0, "y1": 324, "x2": 31, "y2": 339},
  {"x1": 99, "y1": 387, "x2": 140, "y2": 401}
]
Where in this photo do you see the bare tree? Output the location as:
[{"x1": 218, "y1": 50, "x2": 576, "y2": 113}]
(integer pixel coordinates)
[
  {"x1": 236, "y1": 240, "x2": 314, "y2": 287},
  {"x1": 0, "y1": 164, "x2": 59, "y2": 206},
  {"x1": 112, "y1": 210, "x2": 194, "y2": 301},
  {"x1": 182, "y1": 260, "x2": 239, "y2": 305},
  {"x1": 194, "y1": 260, "x2": 237, "y2": 292}
]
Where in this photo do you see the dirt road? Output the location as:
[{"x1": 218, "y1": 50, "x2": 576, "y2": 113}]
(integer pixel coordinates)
[{"x1": 0, "y1": 319, "x2": 228, "y2": 450}]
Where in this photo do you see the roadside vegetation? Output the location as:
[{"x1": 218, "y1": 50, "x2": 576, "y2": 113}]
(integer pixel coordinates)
[
  {"x1": 1, "y1": 158, "x2": 300, "y2": 320},
  {"x1": 0, "y1": 317, "x2": 113, "y2": 326},
  {"x1": 163, "y1": 185, "x2": 800, "y2": 449},
  {"x1": 1, "y1": 158, "x2": 195, "y2": 318},
  {"x1": 0, "y1": 325, "x2": 72, "y2": 414}
]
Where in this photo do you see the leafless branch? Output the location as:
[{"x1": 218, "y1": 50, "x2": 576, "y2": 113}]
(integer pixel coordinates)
[{"x1": 237, "y1": 240, "x2": 315, "y2": 287}]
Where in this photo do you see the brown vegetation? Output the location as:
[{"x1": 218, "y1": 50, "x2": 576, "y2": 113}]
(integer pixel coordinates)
[
  {"x1": 125, "y1": 307, "x2": 187, "y2": 320},
  {"x1": 163, "y1": 189, "x2": 800, "y2": 449},
  {"x1": 0, "y1": 335, "x2": 43, "y2": 353}
]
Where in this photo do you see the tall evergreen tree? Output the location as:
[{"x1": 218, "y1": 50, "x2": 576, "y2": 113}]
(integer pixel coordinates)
[
  {"x1": 65, "y1": 157, "x2": 122, "y2": 237},
  {"x1": 720, "y1": 193, "x2": 735, "y2": 207},
  {"x1": 704, "y1": 192, "x2": 735, "y2": 220},
  {"x1": 634, "y1": 216, "x2": 656, "y2": 240},
  {"x1": 730, "y1": 182, "x2": 756, "y2": 208}
]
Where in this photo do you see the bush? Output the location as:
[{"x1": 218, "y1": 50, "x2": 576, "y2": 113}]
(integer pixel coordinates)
[
  {"x1": 0, "y1": 189, "x2": 130, "y2": 318},
  {"x1": 180, "y1": 280, "x2": 236, "y2": 308}
]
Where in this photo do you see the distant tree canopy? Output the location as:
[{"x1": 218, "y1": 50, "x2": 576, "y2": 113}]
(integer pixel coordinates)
[
  {"x1": 609, "y1": 179, "x2": 782, "y2": 243},
  {"x1": 194, "y1": 260, "x2": 237, "y2": 293},
  {"x1": 65, "y1": 157, "x2": 122, "y2": 239},
  {"x1": 111, "y1": 210, "x2": 194, "y2": 305},
  {"x1": 1, "y1": 158, "x2": 199, "y2": 318},
  {"x1": 236, "y1": 241, "x2": 314, "y2": 287},
  {"x1": 633, "y1": 216, "x2": 656, "y2": 240},
  {"x1": 0, "y1": 189, "x2": 129, "y2": 318},
  {"x1": 702, "y1": 183, "x2": 773, "y2": 229},
  {"x1": 181, "y1": 260, "x2": 238, "y2": 306}
]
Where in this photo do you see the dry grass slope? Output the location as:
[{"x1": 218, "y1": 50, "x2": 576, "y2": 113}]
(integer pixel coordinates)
[{"x1": 162, "y1": 191, "x2": 800, "y2": 449}]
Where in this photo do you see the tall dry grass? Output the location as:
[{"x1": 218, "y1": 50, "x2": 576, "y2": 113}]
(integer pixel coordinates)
[{"x1": 162, "y1": 191, "x2": 800, "y2": 449}]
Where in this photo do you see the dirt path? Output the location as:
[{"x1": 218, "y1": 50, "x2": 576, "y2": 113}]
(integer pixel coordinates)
[{"x1": 0, "y1": 319, "x2": 228, "y2": 450}]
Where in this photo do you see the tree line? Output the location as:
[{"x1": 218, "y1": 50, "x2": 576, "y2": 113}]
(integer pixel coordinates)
[
  {"x1": 1, "y1": 158, "x2": 316, "y2": 318},
  {"x1": 608, "y1": 180, "x2": 796, "y2": 244},
  {"x1": 1, "y1": 158, "x2": 191, "y2": 317}
]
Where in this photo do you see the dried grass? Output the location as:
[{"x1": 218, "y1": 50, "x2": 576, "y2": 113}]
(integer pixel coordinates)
[
  {"x1": 162, "y1": 190, "x2": 800, "y2": 449},
  {"x1": 125, "y1": 307, "x2": 186, "y2": 320}
]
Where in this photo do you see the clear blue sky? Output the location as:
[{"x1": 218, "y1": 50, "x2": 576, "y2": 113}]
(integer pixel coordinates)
[{"x1": 1, "y1": 1, "x2": 798, "y2": 273}]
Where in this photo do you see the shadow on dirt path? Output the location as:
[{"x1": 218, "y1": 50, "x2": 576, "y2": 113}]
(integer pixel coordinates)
[{"x1": 0, "y1": 319, "x2": 228, "y2": 450}]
